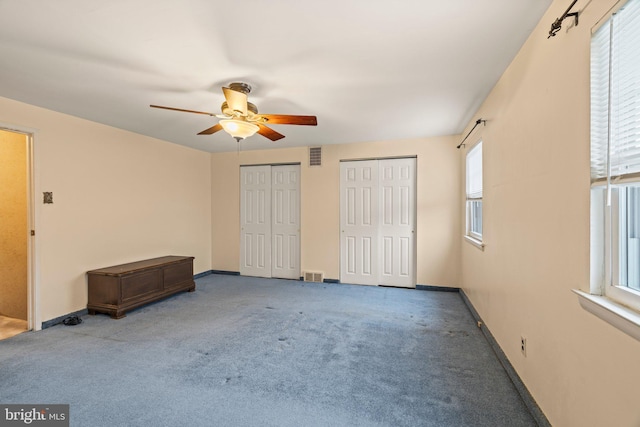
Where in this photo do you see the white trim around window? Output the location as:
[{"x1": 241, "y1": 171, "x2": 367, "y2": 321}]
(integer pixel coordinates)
[
  {"x1": 582, "y1": 0, "x2": 640, "y2": 341},
  {"x1": 465, "y1": 140, "x2": 483, "y2": 248}
]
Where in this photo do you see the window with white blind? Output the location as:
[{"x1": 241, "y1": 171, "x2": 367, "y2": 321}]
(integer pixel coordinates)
[
  {"x1": 590, "y1": 0, "x2": 640, "y2": 314},
  {"x1": 466, "y1": 140, "x2": 483, "y2": 245}
]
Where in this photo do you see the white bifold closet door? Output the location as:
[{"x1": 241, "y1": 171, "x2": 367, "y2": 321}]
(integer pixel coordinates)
[
  {"x1": 340, "y1": 160, "x2": 379, "y2": 286},
  {"x1": 240, "y1": 165, "x2": 300, "y2": 279},
  {"x1": 340, "y1": 158, "x2": 416, "y2": 288},
  {"x1": 271, "y1": 165, "x2": 300, "y2": 279}
]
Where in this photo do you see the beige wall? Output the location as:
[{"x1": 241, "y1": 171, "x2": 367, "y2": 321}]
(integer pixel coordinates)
[
  {"x1": 460, "y1": 1, "x2": 640, "y2": 426},
  {"x1": 0, "y1": 130, "x2": 28, "y2": 320},
  {"x1": 10, "y1": 2, "x2": 635, "y2": 421},
  {"x1": 0, "y1": 96, "x2": 212, "y2": 324},
  {"x1": 211, "y1": 136, "x2": 461, "y2": 286}
]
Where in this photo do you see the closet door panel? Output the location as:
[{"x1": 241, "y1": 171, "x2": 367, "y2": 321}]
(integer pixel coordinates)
[{"x1": 240, "y1": 166, "x2": 272, "y2": 277}]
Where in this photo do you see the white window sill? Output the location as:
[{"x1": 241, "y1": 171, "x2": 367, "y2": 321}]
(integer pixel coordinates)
[
  {"x1": 572, "y1": 289, "x2": 640, "y2": 342},
  {"x1": 464, "y1": 235, "x2": 485, "y2": 250}
]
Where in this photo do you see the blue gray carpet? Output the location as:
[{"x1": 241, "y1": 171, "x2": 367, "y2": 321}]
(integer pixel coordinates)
[{"x1": 0, "y1": 274, "x2": 537, "y2": 426}]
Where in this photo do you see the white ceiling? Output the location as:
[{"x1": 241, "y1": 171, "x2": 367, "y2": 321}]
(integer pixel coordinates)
[{"x1": 0, "y1": 0, "x2": 552, "y2": 153}]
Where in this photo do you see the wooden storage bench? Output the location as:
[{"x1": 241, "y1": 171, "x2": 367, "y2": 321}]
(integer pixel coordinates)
[{"x1": 87, "y1": 256, "x2": 195, "y2": 319}]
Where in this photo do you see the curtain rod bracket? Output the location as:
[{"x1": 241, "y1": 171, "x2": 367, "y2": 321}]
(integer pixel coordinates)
[
  {"x1": 457, "y1": 119, "x2": 486, "y2": 149},
  {"x1": 548, "y1": 0, "x2": 579, "y2": 38}
]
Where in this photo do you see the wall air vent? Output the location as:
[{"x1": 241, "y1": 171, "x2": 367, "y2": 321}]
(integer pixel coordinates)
[
  {"x1": 309, "y1": 146, "x2": 322, "y2": 167},
  {"x1": 303, "y1": 271, "x2": 324, "y2": 282}
]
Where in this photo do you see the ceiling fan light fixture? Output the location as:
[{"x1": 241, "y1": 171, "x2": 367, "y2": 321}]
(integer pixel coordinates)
[{"x1": 219, "y1": 119, "x2": 259, "y2": 141}]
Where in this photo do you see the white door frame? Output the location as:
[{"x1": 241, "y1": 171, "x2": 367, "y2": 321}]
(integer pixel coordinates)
[{"x1": 0, "y1": 123, "x2": 39, "y2": 331}]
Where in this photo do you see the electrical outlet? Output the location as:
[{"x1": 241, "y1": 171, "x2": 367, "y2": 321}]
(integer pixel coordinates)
[{"x1": 521, "y1": 336, "x2": 527, "y2": 357}]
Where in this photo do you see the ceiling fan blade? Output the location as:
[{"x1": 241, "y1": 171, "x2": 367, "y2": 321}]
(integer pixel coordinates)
[
  {"x1": 222, "y1": 87, "x2": 248, "y2": 116},
  {"x1": 150, "y1": 104, "x2": 216, "y2": 116},
  {"x1": 260, "y1": 114, "x2": 317, "y2": 126},
  {"x1": 257, "y1": 124, "x2": 285, "y2": 141},
  {"x1": 197, "y1": 123, "x2": 223, "y2": 135}
]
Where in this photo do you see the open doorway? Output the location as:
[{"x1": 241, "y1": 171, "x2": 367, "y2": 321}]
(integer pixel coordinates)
[{"x1": 0, "y1": 128, "x2": 32, "y2": 340}]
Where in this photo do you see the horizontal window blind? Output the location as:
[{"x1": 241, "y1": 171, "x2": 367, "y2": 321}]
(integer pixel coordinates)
[
  {"x1": 591, "y1": 0, "x2": 640, "y2": 183},
  {"x1": 466, "y1": 141, "x2": 483, "y2": 199}
]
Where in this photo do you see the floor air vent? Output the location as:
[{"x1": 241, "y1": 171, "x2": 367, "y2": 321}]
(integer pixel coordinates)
[
  {"x1": 304, "y1": 271, "x2": 324, "y2": 282},
  {"x1": 309, "y1": 146, "x2": 322, "y2": 167}
]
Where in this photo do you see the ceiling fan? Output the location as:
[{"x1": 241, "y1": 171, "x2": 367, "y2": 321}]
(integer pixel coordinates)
[{"x1": 150, "y1": 82, "x2": 317, "y2": 142}]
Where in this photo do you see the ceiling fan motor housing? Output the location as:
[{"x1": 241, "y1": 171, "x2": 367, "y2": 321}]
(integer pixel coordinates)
[
  {"x1": 228, "y1": 82, "x2": 251, "y2": 94},
  {"x1": 221, "y1": 102, "x2": 258, "y2": 117}
]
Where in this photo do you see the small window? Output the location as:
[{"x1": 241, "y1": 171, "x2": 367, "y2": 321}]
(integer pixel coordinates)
[
  {"x1": 466, "y1": 141, "x2": 483, "y2": 243},
  {"x1": 590, "y1": 0, "x2": 640, "y2": 312}
]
